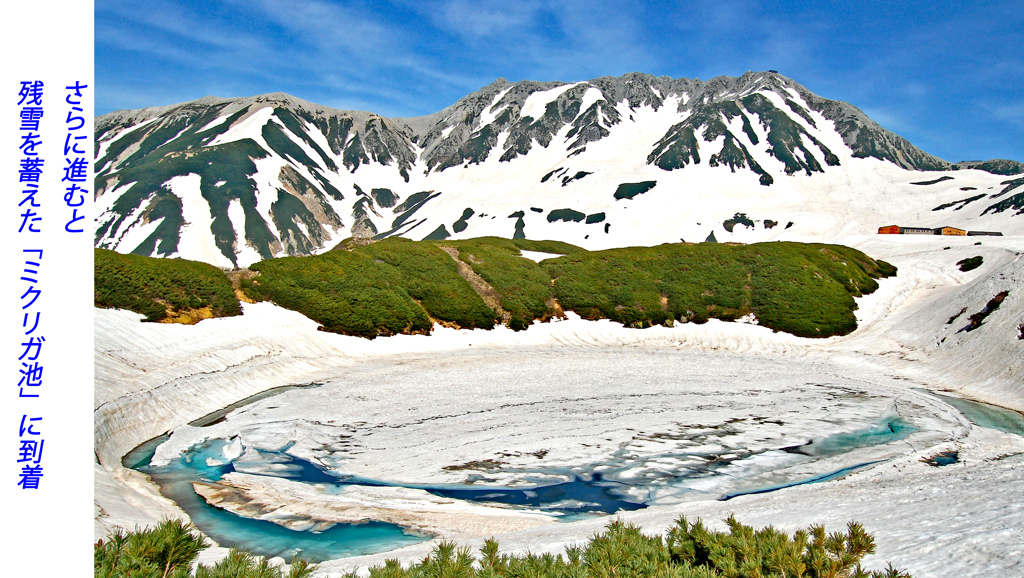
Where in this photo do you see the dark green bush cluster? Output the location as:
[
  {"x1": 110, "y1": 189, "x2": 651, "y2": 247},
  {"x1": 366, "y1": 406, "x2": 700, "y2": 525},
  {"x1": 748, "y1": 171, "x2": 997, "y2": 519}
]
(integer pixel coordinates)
[
  {"x1": 243, "y1": 238, "x2": 893, "y2": 339},
  {"x1": 358, "y1": 239, "x2": 496, "y2": 328},
  {"x1": 510, "y1": 238, "x2": 587, "y2": 256},
  {"x1": 542, "y1": 242, "x2": 895, "y2": 337},
  {"x1": 441, "y1": 237, "x2": 582, "y2": 330},
  {"x1": 245, "y1": 237, "x2": 494, "y2": 338},
  {"x1": 964, "y1": 290, "x2": 1010, "y2": 332},
  {"x1": 613, "y1": 181, "x2": 658, "y2": 200},
  {"x1": 94, "y1": 248, "x2": 241, "y2": 322},
  {"x1": 355, "y1": 517, "x2": 911, "y2": 578},
  {"x1": 956, "y1": 256, "x2": 983, "y2": 272},
  {"x1": 94, "y1": 519, "x2": 315, "y2": 578}
]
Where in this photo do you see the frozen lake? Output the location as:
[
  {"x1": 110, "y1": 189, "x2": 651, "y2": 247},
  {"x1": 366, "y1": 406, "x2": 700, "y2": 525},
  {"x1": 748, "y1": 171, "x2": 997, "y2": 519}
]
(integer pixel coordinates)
[
  {"x1": 95, "y1": 237, "x2": 1024, "y2": 576},
  {"x1": 140, "y1": 345, "x2": 961, "y2": 561}
]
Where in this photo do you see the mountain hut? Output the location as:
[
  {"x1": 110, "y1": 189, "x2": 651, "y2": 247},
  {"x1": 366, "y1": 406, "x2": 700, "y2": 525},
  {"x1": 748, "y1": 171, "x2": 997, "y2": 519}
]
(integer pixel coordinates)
[{"x1": 900, "y1": 226, "x2": 934, "y2": 235}]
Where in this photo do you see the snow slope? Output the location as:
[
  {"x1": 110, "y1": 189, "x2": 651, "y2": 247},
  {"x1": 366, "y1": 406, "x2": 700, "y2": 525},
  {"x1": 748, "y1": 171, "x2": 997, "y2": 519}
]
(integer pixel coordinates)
[
  {"x1": 94, "y1": 236, "x2": 1024, "y2": 577},
  {"x1": 93, "y1": 72, "x2": 1024, "y2": 267}
]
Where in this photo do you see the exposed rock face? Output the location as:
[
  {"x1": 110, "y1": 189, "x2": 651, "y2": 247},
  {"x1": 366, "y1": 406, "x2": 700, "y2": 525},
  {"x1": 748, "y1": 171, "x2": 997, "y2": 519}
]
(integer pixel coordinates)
[{"x1": 94, "y1": 72, "x2": 1018, "y2": 267}]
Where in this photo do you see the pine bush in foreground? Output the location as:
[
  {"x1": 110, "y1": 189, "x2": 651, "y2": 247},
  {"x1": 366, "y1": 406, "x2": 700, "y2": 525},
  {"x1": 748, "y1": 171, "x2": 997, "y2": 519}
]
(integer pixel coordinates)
[
  {"x1": 352, "y1": 516, "x2": 911, "y2": 578},
  {"x1": 96, "y1": 517, "x2": 911, "y2": 578},
  {"x1": 94, "y1": 519, "x2": 315, "y2": 578}
]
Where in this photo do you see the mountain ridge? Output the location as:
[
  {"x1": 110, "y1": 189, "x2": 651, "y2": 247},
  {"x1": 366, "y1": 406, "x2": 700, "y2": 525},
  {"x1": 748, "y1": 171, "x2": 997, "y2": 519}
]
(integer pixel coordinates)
[{"x1": 94, "y1": 71, "x2": 1023, "y2": 268}]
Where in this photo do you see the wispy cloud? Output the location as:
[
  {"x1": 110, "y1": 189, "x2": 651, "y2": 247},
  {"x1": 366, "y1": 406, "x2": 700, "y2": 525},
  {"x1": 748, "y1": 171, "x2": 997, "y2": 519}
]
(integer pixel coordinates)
[
  {"x1": 230, "y1": 0, "x2": 395, "y2": 56},
  {"x1": 859, "y1": 107, "x2": 909, "y2": 134},
  {"x1": 431, "y1": 0, "x2": 543, "y2": 38},
  {"x1": 98, "y1": 1, "x2": 264, "y2": 53},
  {"x1": 987, "y1": 102, "x2": 1024, "y2": 129},
  {"x1": 95, "y1": 0, "x2": 1024, "y2": 161},
  {"x1": 396, "y1": 0, "x2": 654, "y2": 81}
]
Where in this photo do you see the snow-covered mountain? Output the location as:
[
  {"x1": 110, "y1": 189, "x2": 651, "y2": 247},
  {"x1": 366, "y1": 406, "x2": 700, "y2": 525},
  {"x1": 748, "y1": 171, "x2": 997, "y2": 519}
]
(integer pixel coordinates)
[{"x1": 94, "y1": 71, "x2": 1024, "y2": 268}]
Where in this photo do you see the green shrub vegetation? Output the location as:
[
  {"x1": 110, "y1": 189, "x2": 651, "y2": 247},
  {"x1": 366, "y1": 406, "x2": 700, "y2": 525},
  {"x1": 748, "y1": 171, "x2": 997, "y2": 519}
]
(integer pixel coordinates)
[
  {"x1": 983, "y1": 191, "x2": 1024, "y2": 216},
  {"x1": 909, "y1": 176, "x2": 954, "y2": 186},
  {"x1": 956, "y1": 256, "x2": 983, "y2": 272},
  {"x1": 964, "y1": 290, "x2": 1010, "y2": 332},
  {"x1": 548, "y1": 209, "x2": 587, "y2": 223},
  {"x1": 613, "y1": 181, "x2": 658, "y2": 200},
  {"x1": 510, "y1": 238, "x2": 587, "y2": 255},
  {"x1": 244, "y1": 237, "x2": 495, "y2": 338},
  {"x1": 94, "y1": 236, "x2": 894, "y2": 339},
  {"x1": 932, "y1": 194, "x2": 984, "y2": 212},
  {"x1": 240, "y1": 238, "x2": 893, "y2": 339},
  {"x1": 543, "y1": 242, "x2": 895, "y2": 337},
  {"x1": 723, "y1": 213, "x2": 755, "y2": 232},
  {"x1": 95, "y1": 519, "x2": 315, "y2": 578},
  {"x1": 94, "y1": 249, "x2": 241, "y2": 322},
  {"x1": 441, "y1": 237, "x2": 581, "y2": 330},
  {"x1": 358, "y1": 239, "x2": 496, "y2": 329},
  {"x1": 97, "y1": 517, "x2": 911, "y2": 578},
  {"x1": 352, "y1": 516, "x2": 910, "y2": 578}
]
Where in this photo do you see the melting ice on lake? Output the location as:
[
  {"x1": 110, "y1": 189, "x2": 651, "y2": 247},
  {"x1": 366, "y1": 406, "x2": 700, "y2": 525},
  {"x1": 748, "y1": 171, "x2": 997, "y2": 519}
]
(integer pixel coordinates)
[{"x1": 135, "y1": 348, "x2": 978, "y2": 562}]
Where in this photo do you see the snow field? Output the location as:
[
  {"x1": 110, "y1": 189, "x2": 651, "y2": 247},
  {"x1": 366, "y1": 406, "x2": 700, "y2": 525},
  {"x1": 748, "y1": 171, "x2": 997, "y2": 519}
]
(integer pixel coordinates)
[
  {"x1": 95, "y1": 235, "x2": 1023, "y2": 576},
  {"x1": 95, "y1": 87, "x2": 1024, "y2": 268}
]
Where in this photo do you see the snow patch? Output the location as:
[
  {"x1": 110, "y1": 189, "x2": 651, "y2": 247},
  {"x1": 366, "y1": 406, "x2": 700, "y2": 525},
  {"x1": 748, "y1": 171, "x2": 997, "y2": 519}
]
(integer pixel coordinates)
[
  {"x1": 518, "y1": 250, "x2": 563, "y2": 262},
  {"x1": 206, "y1": 106, "x2": 275, "y2": 149},
  {"x1": 576, "y1": 88, "x2": 604, "y2": 120},
  {"x1": 477, "y1": 85, "x2": 514, "y2": 129},
  {"x1": 227, "y1": 198, "x2": 263, "y2": 267},
  {"x1": 95, "y1": 117, "x2": 161, "y2": 164},
  {"x1": 197, "y1": 114, "x2": 231, "y2": 133},
  {"x1": 170, "y1": 174, "x2": 234, "y2": 268},
  {"x1": 520, "y1": 83, "x2": 581, "y2": 121}
]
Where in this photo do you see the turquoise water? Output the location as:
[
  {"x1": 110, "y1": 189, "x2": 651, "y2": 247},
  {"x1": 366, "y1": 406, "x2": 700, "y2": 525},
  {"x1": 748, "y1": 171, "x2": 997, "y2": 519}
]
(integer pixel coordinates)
[
  {"x1": 782, "y1": 413, "x2": 916, "y2": 457},
  {"x1": 425, "y1": 472, "x2": 645, "y2": 514},
  {"x1": 922, "y1": 450, "x2": 959, "y2": 466},
  {"x1": 140, "y1": 440, "x2": 426, "y2": 562},
  {"x1": 721, "y1": 460, "x2": 883, "y2": 500},
  {"x1": 927, "y1": 391, "x2": 1024, "y2": 436},
  {"x1": 133, "y1": 411, "x2": 922, "y2": 562},
  {"x1": 723, "y1": 413, "x2": 916, "y2": 500},
  {"x1": 123, "y1": 433, "x2": 169, "y2": 469}
]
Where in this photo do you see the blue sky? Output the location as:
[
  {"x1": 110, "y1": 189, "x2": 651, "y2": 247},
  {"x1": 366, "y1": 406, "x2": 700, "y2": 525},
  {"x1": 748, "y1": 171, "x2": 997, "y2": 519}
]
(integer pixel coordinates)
[{"x1": 97, "y1": 0, "x2": 1024, "y2": 163}]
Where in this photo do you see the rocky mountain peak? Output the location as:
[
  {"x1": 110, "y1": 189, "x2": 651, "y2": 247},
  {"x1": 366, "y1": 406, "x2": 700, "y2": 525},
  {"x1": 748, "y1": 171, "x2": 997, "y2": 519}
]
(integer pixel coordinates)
[{"x1": 94, "y1": 71, "x2": 1020, "y2": 268}]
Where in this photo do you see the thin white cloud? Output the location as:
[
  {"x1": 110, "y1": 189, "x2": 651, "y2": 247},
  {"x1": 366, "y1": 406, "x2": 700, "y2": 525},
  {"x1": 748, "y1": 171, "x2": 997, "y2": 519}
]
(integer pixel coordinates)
[
  {"x1": 94, "y1": 0, "x2": 1024, "y2": 163},
  {"x1": 98, "y1": 2, "x2": 263, "y2": 51},
  {"x1": 988, "y1": 102, "x2": 1024, "y2": 129},
  {"x1": 860, "y1": 107, "x2": 909, "y2": 134},
  {"x1": 230, "y1": 0, "x2": 394, "y2": 56},
  {"x1": 434, "y1": 0, "x2": 543, "y2": 38}
]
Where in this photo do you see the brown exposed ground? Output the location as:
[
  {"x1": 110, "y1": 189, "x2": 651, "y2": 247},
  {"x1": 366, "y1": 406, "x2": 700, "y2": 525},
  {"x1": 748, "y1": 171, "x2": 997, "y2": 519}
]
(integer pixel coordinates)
[
  {"x1": 439, "y1": 246, "x2": 512, "y2": 325},
  {"x1": 159, "y1": 306, "x2": 214, "y2": 325},
  {"x1": 224, "y1": 269, "x2": 259, "y2": 304}
]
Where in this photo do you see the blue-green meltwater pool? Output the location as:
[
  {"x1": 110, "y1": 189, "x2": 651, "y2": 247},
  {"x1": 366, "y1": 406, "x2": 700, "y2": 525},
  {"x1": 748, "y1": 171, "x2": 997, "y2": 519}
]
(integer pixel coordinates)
[{"x1": 129, "y1": 412, "x2": 918, "y2": 562}]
